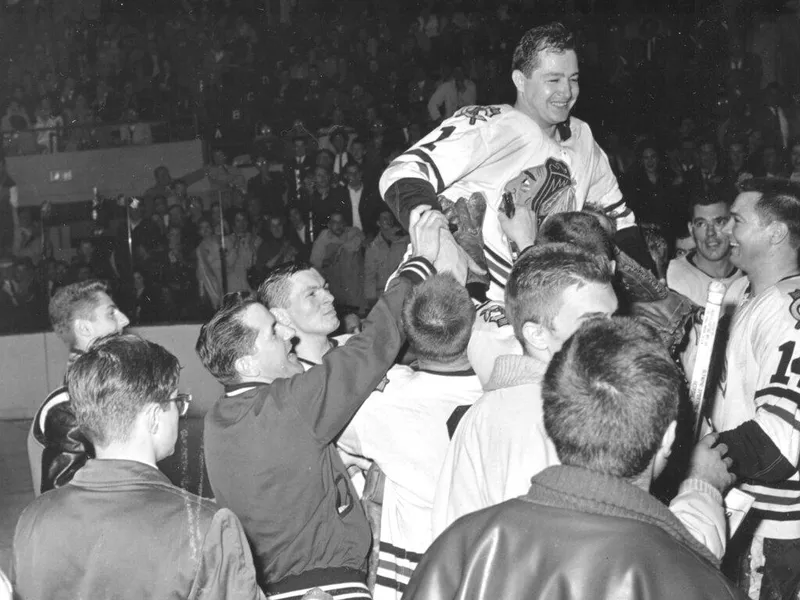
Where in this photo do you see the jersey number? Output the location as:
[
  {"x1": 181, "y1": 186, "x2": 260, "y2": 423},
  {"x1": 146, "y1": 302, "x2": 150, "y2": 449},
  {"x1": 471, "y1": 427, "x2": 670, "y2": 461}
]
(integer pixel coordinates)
[
  {"x1": 770, "y1": 341, "x2": 800, "y2": 386},
  {"x1": 421, "y1": 126, "x2": 456, "y2": 152}
]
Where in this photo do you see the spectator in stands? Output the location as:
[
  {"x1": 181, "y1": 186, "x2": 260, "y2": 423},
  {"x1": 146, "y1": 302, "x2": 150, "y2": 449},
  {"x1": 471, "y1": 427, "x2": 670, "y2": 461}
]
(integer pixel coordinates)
[
  {"x1": 310, "y1": 166, "x2": 337, "y2": 234},
  {"x1": 162, "y1": 225, "x2": 197, "y2": 318},
  {"x1": 26, "y1": 280, "x2": 130, "y2": 497},
  {"x1": 696, "y1": 139, "x2": 725, "y2": 191},
  {"x1": 71, "y1": 238, "x2": 113, "y2": 282},
  {"x1": 427, "y1": 66, "x2": 476, "y2": 123},
  {"x1": 0, "y1": 257, "x2": 45, "y2": 332},
  {"x1": 364, "y1": 208, "x2": 408, "y2": 308},
  {"x1": 288, "y1": 205, "x2": 312, "y2": 249},
  {"x1": 724, "y1": 137, "x2": 753, "y2": 189},
  {"x1": 130, "y1": 268, "x2": 162, "y2": 324},
  {"x1": 196, "y1": 218, "x2": 224, "y2": 311},
  {"x1": 247, "y1": 155, "x2": 287, "y2": 218},
  {"x1": 666, "y1": 193, "x2": 743, "y2": 314},
  {"x1": 33, "y1": 97, "x2": 63, "y2": 154},
  {"x1": 406, "y1": 317, "x2": 742, "y2": 600},
  {"x1": 207, "y1": 148, "x2": 246, "y2": 207},
  {"x1": 119, "y1": 108, "x2": 152, "y2": 145},
  {"x1": 284, "y1": 135, "x2": 315, "y2": 205},
  {"x1": 11, "y1": 205, "x2": 44, "y2": 264},
  {"x1": 311, "y1": 210, "x2": 366, "y2": 314},
  {"x1": 622, "y1": 141, "x2": 682, "y2": 230},
  {"x1": 254, "y1": 215, "x2": 301, "y2": 270},
  {"x1": 225, "y1": 209, "x2": 261, "y2": 293},
  {"x1": 337, "y1": 162, "x2": 381, "y2": 238},
  {"x1": 754, "y1": 83, "x2": 790, "y2": 151},
  {"x1": 338, "y1": 273, "x2": 484, "y2": 599},
  {"x1": 196, "y1": 206, "x2": 443, "y2": 599},
  {"x1": 330, "y1": 128, "x2": 352, "y2": 183},
  {"x1": 754, "y1": 144, "x2": 785, "y2": 179},
  {"x1": 144, "y1": 166, "x2": 174, "y2": 209},
  {"x1": 14, "y1": 334, "x2": 266, "y2": 600}
]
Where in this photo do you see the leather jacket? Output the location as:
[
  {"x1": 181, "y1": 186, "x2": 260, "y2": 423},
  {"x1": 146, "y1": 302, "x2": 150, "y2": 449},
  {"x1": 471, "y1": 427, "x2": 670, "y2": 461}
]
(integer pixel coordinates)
[
  {"x1": 404, "y1": 466, "x2": 747, "y2": 600},
  {"x1": 32, "y1": 386, "x2": 93, "y2": 494}
]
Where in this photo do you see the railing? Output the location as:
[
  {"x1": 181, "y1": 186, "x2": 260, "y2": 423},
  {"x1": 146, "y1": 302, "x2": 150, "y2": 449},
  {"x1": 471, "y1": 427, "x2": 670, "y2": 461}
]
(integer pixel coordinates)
[{"x1": 1, "y1": 116, "x2": 200, "y2": 156}]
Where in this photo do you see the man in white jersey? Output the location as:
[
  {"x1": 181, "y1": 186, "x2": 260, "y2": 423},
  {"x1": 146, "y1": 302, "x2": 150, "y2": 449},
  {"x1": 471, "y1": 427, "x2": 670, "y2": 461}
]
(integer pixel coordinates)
[
  {"x1": 435, "y1": 243, "x2": 734, "y2": 560},
  {"x1": 338, "y1": 274, "x2": 484, "y2": 600},
  {"x1": 380, "y1": 21, "x2": 654, "y2": 301},
  {"x1": 711, "y1": 179, "x2": 800, "y2": 599},
  {"x1": 667, "y1": 193, "x2": 743, "y2": 315}
]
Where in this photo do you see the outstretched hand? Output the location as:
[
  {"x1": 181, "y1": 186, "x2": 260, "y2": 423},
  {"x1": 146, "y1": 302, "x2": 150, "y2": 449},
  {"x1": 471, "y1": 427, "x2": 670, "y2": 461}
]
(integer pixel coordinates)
[
  {"x1": 409, "y1": 205, "x2": 449, "y2": 264},
  {"x1": 498, "y1": 204, "x2": 538, "y2": 253}
]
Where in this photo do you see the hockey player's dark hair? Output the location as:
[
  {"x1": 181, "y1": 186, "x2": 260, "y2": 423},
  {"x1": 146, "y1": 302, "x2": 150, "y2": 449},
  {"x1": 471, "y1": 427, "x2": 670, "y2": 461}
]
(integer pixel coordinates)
[
  {"x1": 686, "y1": 189, "x2": 730, "y2": 223},
  {"x1": 542, "y1": 317, "x2": 681, "y2": 478},
  {"x1": 744, "y1": 178, "x2": 800, "y2": 249},
  {"x1": 402, "y1": 273, "x2": 475, "y2": 363},
  {"x1": 505, "y1": 243, "x2": 613, "y2": 344},
  {"x1": 257, "y1": 260, "x2": 314, "y2": 309},
  {"x1": 66, "y1": 334, "x2": 180, "y2": 449},
  {"x1": 49, "y1": 280, "x2": 111, "y2": 346},
  {"x1": 538, "y1": 211, "x2": 615, "y2": 261},
  {"x1": 196, "y1": 291, "x2": 261, "y2": 385},
  {"x1": 512, "y1": 22, "x2": 576, "y2": 77}
]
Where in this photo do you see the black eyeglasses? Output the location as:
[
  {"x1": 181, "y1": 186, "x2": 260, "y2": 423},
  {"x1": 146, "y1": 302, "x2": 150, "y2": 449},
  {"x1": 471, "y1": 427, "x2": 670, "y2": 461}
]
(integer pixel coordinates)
[{"x1": 173, "y1": 393, "x2": 192, "y2": 417}]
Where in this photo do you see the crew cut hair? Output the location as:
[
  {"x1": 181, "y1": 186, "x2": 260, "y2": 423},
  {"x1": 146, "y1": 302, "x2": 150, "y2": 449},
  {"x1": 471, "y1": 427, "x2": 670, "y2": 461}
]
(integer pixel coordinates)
[
  {"x1": 66, "y1": 333, "x2": 180, "y2": 449},
  {"x1": 402, "y1": 273, "x2": 475, "y2": 363},
  {"x1": 257, "y1": 261, "x2": 314, "y2": 309},
  {"x1": 743, "y1": 178, "x2": 800, "y2": 249},
  {"x1": 512, "y1": 22, "x2": 576, "y2": 77},
  {"x1": 505, "y1": 243, "x2": 613, "y2": 343},
  {"x1": 542, "y1": 317, "x2": 681, "y2": 478},
  {"x1": 196, "y1": 292, "x2": 261, "y2": 385},
  {"x1": 49, "y1": 280, "x2": 110, "y2": 346},
  {"x1": 538, "y1": 211, "x2": 615, "y2": 261}
]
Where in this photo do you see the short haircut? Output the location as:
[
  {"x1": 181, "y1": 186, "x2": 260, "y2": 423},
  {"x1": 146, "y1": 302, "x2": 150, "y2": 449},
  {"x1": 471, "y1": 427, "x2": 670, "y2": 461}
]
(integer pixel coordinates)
[
  {"x1": 257, "y1": 261, "x2": 314, "y2": 309},
  {"x1": 49, "y1": 280, "x2": 110, "y2": 346},
  {"x1": 402, "y1": 273, "x2": 475, "y2": 363},
  {"x1": 538, "y1": 211, "x2": 615, "y2": 261},
  {"x1": 687, "y1": 190, "x2": 729, "y2": 222},
  {"x1": 512, "y1": 22, "x2": 576, "y2": 77},
  {"x1": 542, "y1": 317, "x2": 681, "y2": 478},
  {"x1": 505, "y1": 243, "x2": 613, "y2": 342},
  {"x1": 743, "y1": 178, "x2": 800, "y2": 249},
  {"x1": 66, "y1": 334, "x2": 180, "y2": 448},
  {"x1": 196, "y1": 293, "x2": 261, "y2": 385}
]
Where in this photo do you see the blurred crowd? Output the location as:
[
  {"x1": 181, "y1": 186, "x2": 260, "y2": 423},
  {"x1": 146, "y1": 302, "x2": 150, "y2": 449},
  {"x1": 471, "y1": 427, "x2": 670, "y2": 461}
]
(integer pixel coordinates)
[{"x1": 2, "y1": 0, "x2": 800, "y2": 334}]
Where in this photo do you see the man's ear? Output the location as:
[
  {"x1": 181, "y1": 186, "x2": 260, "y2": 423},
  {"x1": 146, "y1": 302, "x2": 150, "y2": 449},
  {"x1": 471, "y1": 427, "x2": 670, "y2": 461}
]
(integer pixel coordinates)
[
  {"x1": 686, "y1": 221, "x2": 694, "y2": 239},
  {"x1": 73, "y1": 319, "x2": 92, "y2": 344},
  {"x1": 768, "y1": 220, "x2": 790, "y2": 246},
  {"x1": 235, "y1": 354, "x2": 256, "y2": 379},
  {"x1": 511, "y1": 69, "x2": 527, "y2": 93},
  {"x1": 657, "y1": 420, "x2": 678, "y2": 460},
  {"x1": 521, "y1": 320, "x2": 548, "y2": 352},
  {"x1": 146, "y1": 403, "x2": 161, "y2": 435}
]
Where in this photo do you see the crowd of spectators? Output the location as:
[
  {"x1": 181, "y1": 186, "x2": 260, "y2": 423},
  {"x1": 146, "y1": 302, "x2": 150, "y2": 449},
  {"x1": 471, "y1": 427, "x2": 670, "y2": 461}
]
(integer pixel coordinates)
[{"x1": 8, "y1": 4, "x2": 800, "y2": 599}]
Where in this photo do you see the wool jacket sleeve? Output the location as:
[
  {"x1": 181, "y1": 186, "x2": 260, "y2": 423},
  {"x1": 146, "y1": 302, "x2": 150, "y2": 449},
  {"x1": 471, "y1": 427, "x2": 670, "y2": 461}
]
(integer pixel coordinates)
[
  {"x1": 668, "y1": 478, "x2": 726, "y2": 561},
  {"x1": 718, "y1": 291, "x2": 800, "y2": 483},
  {"x1": 275, "y1": 258, "x2": 435, "y2": 445},
  {"x1": 189, "y1": 509, "x2": 266, "y2": 600}
]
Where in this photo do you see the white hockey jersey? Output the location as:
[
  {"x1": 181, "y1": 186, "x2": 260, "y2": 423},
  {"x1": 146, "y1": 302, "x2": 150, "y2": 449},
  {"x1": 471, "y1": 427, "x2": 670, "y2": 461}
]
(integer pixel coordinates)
[
  {"x1": 338, "y1": 364, "x2": 484, "y2": 600},
  {"x1": 711, "y1": 275, "x2": 800, "y2": 539},
  {"x1": 666, "y1": 252, "x2": 744, "y2": 316},
  {"x1": 379, "y1": 104, "x2": 631, "y2": 301}
]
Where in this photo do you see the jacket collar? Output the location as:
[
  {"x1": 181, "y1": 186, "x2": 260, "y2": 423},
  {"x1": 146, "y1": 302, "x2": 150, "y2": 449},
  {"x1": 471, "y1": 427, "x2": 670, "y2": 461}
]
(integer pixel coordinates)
[
  {"x1": 485, "y1": 354, "x2": 547, "y2": 391},
  {"x1": 526, "y1": 465, "x2": 719, "y2": 567},
  {"x1": 70, "y1": 458, "x2": 172, "y2": 487}
]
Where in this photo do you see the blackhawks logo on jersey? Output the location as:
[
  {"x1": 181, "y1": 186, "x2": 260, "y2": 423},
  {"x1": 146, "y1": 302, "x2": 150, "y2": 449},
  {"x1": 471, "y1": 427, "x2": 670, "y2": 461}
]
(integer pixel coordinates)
[
  {"x1": 502, "y1": 158, "x2": 576, "y2": 220},
  {"x1": 454, "y1": 105, "x2": 502, "y2": 125},
  {"x1": 789, "y1": 289, "x2": 800, "y2": 329}
]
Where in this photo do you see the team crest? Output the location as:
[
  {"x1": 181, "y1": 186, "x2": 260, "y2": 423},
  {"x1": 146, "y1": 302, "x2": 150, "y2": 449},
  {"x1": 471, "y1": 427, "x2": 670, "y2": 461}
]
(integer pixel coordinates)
[
  {"x1": 479, "y1": 303, "x2": 509, "y2": 328},
  {"x1": 789, "y1": 290, "x2": 800, "y2": 329},
  {"x1": 454, "y1": 105, "x2": 502, "y2": 125},
  {"x1": 502, "y1": 158, "x2": 576, "y2": 221}
]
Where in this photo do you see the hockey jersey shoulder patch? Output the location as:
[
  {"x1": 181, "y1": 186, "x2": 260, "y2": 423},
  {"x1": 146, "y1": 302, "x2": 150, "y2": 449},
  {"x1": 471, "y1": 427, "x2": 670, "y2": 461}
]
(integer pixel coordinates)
[
  {"x1": 453, "y1": 105, "x2": 503, "y2": 125},
  {"x1": 789, "y1": 289, "x2": 800, "y2": 330},
  {"x1": 477, "y1": 301, "x2": 509, "y2": 328}
]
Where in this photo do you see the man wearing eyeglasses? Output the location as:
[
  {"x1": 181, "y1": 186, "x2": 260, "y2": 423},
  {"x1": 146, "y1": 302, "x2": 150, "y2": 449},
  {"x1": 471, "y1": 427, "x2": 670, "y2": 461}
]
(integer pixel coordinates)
[{"x1": 12, "y1": 334, "x2": 266, "y2": 600}]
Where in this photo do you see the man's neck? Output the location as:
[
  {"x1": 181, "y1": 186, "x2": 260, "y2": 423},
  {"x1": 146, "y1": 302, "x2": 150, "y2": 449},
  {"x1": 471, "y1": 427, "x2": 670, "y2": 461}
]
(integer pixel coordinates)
[
  {"x1": 95, "y1": 444, "x2": 157, "y2": 468},
  {"x1": 349, "y1": 183, "x2": 363, "y2": 192},
  {"x1": 416, "y1": 355, "x2": 472, "y2": 373},
  {"x1": 295, "y1": 333, "x2": 334, "y2": 365},
  {"x1": 692, "y1": 251, "x2": 735, "y2": 279},
  {"x1": 747, "y1": 252, "x2": 800, "y2": 296}
]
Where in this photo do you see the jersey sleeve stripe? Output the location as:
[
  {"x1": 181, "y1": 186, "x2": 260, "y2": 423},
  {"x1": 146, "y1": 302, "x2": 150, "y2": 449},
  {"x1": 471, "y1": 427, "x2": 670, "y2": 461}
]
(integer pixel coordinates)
[
  {"x1": 756, "y1": 386, "x2": 800, "y2": 406},
  {"x1": 405, "y1": 149, "x2": 445, "y2": 193},
  {"x1": 603, "y1": 198, "x2": 626, "y2": 214},
  {"x1": 760, "y1": 404, "x2": 800, "y2": 432},
  {"x1": 485, "y1": 245, "x2": 513, "y2": 268}
]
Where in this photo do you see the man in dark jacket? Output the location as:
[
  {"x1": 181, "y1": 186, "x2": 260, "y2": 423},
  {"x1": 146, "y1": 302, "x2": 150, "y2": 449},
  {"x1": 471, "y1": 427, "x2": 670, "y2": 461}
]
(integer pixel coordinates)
[
  {"x1": 196, "y1": 207, "x2": 450, "y2": 599},
  {"x1": 405, "y1": 317, "x2": 746, "y2": 600},
  {"x1": 13, "y1": 334, "x2": 265, "y2": 600},
  {"x1": 27, "y1": 280, "x2": 130, "y2": 495}
]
